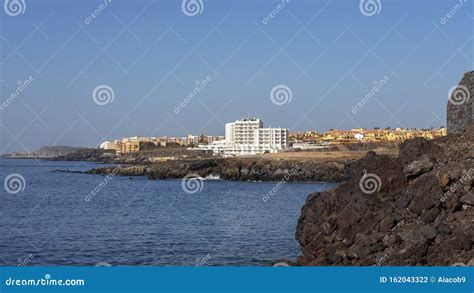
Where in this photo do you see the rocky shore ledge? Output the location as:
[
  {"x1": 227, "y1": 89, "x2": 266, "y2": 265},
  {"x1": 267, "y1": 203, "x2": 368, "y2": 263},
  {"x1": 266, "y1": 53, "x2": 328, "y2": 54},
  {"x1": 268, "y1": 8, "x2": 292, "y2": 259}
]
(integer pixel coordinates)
[
  {"x1": 83, "y1": 157, "x2": 354, "y2": 183},
  {"x1": 296, "y1": 126, "x2": 474, "y2": 266},
  {"x1": 50, "y1": 141, "x2": 398, "y2": 183}
]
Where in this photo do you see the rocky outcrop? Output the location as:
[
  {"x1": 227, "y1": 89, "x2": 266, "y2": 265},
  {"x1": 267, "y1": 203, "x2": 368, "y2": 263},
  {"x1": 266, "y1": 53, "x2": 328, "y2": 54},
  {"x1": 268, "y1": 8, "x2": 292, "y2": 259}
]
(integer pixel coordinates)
[
  {"x1": 447, "y1": 71, "x2": 473, "y2": 134},
  {"x1": 296, "y1": 128, "x2": 474, "y2": 266},
  {"x1": 49, "y1": 147, "x2": 212, "y2": 163},
  {"x1": 49, "y1": 148, "x2": 115, "y2": 162},
  {"x1": 85, "y1": 157, "x2": 354, "y2": 183}
]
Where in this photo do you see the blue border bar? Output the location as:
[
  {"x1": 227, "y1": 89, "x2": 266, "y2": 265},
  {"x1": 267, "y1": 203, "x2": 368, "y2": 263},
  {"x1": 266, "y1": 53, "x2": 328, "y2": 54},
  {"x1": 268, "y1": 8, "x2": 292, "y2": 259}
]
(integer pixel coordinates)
[{"x1": 0, "y1": 267, "x2": 473, "y2": 292}]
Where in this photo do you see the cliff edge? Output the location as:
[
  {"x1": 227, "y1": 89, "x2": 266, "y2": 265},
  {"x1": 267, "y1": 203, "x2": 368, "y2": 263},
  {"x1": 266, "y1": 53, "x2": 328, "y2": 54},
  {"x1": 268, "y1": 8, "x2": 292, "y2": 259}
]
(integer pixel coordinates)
[{"x1": 296, "y1": 72, "x2": 474, "y2": 266}]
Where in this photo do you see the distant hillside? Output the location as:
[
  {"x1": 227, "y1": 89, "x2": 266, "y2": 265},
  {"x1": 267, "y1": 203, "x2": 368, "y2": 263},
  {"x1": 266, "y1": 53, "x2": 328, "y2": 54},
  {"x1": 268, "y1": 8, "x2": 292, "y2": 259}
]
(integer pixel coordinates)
[
  {"x1": 4, "y1": 146, "x2": 89, "y2": 158},
  {"x1": 32, "y1": 146, "x2": 88, "y2": 157},
  {"x1": 49, "y1": 148, "x2": 115, "y2": 162}
]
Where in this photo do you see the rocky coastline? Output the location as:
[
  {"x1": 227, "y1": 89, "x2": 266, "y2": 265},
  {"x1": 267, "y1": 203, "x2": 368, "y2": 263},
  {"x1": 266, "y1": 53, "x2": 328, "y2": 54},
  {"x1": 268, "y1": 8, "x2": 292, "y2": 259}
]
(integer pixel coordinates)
[
  {"x1": 295, "y1": 126, "x2": 474, "y2": 266},
  {"x1": 47, "y1": 141, "x2": 399, "y2": 183},
  {"x1": 82, "y1": 157, "x2": 354, "y2": 183},
  {"x1": 295, "y1": 71, "x2": 474, "y2": 266},
  {"x1": 47, "y1": 147, "x2": 211, "y2": 164}
]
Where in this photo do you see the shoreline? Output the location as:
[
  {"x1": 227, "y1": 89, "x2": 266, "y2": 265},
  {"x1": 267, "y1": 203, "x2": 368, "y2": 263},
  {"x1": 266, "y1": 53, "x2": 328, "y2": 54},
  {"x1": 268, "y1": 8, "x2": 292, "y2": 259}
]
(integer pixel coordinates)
[
  {"x1": 8, "y1": 142, "x2": 400, "y2": 184},
  {"x1": 55, "y1": 157, "x2": 354, "y2": 183},
  {"x1": 296, "y1": 128, "x2": 474, "y2": 266},
  {"x1": 51, "y1": 168, "x2": 339, "y2": 185},
  {"x1": 3, "y1": 155, "x2": 354, "y2": 183}
]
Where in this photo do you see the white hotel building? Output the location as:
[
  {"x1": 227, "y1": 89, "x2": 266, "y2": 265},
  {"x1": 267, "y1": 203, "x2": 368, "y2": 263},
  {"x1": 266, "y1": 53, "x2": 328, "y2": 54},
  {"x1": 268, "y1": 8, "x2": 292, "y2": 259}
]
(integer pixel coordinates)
[{"x1": 197, "y1": 117, "x2": 288, "y2": 156}]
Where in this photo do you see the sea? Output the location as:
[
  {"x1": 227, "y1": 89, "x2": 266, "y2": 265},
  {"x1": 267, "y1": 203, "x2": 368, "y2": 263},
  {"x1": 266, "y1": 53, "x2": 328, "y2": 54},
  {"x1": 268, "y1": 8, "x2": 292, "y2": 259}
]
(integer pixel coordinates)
[{"x1": 0, "y1": 158, "x2": 337, "y2": 266}]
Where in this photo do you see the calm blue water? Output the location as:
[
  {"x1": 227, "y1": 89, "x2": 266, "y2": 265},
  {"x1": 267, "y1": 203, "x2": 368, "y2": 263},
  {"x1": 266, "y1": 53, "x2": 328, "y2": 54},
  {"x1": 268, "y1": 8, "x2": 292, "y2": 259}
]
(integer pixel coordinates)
[{"x1": 0, "y1": 158, "x2": 337, "y2": 266}]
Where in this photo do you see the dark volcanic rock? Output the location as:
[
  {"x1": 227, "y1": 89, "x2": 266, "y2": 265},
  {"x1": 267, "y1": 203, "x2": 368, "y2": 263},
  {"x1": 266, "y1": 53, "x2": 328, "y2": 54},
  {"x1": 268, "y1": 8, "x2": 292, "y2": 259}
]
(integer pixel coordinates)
[
  {"x1": 49, "y1": 148, "x2": 115, "y2": 162},
  {"x1": 447, "y1": 71, "x2": 474, "y2": 134},
  {"x1": 403, "y1": 160, "x2": 433, "y2": 178},
  {"x1": 92, "y1": 157, "x2": 355, "y2": 183},
  {"x1": 398, "y1": 138, "x2": 442, "y2": 165},
  {"x1": 49, "y1": 147, "x2": 212, "y2": 164},
  {"x1": 296, "y1": 127, "x2": 474, "y2": 266},
  {"x1": 418, "y1": 224, "x2": 437, "y2": 240}
]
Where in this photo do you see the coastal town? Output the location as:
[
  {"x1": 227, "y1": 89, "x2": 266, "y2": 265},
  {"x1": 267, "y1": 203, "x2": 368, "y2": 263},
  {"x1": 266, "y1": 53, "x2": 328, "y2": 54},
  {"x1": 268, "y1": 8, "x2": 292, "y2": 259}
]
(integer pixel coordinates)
[
  {"x1": 97, "y1": 117, "x2": 447, "y2": 156},
  {"x1": 2, "y1": 0, "x2": 472, "y2": 285},
  {"x1": 5, "y1": 117, "x2": 447, "y2": 158}
]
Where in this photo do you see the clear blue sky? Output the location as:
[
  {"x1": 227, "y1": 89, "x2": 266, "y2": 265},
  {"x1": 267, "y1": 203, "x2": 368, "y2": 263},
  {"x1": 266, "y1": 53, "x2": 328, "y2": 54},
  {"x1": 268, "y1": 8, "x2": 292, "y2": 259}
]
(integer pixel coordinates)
[{"x1": 0, "y1": 0, "x2": 472, "y2": 152}]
